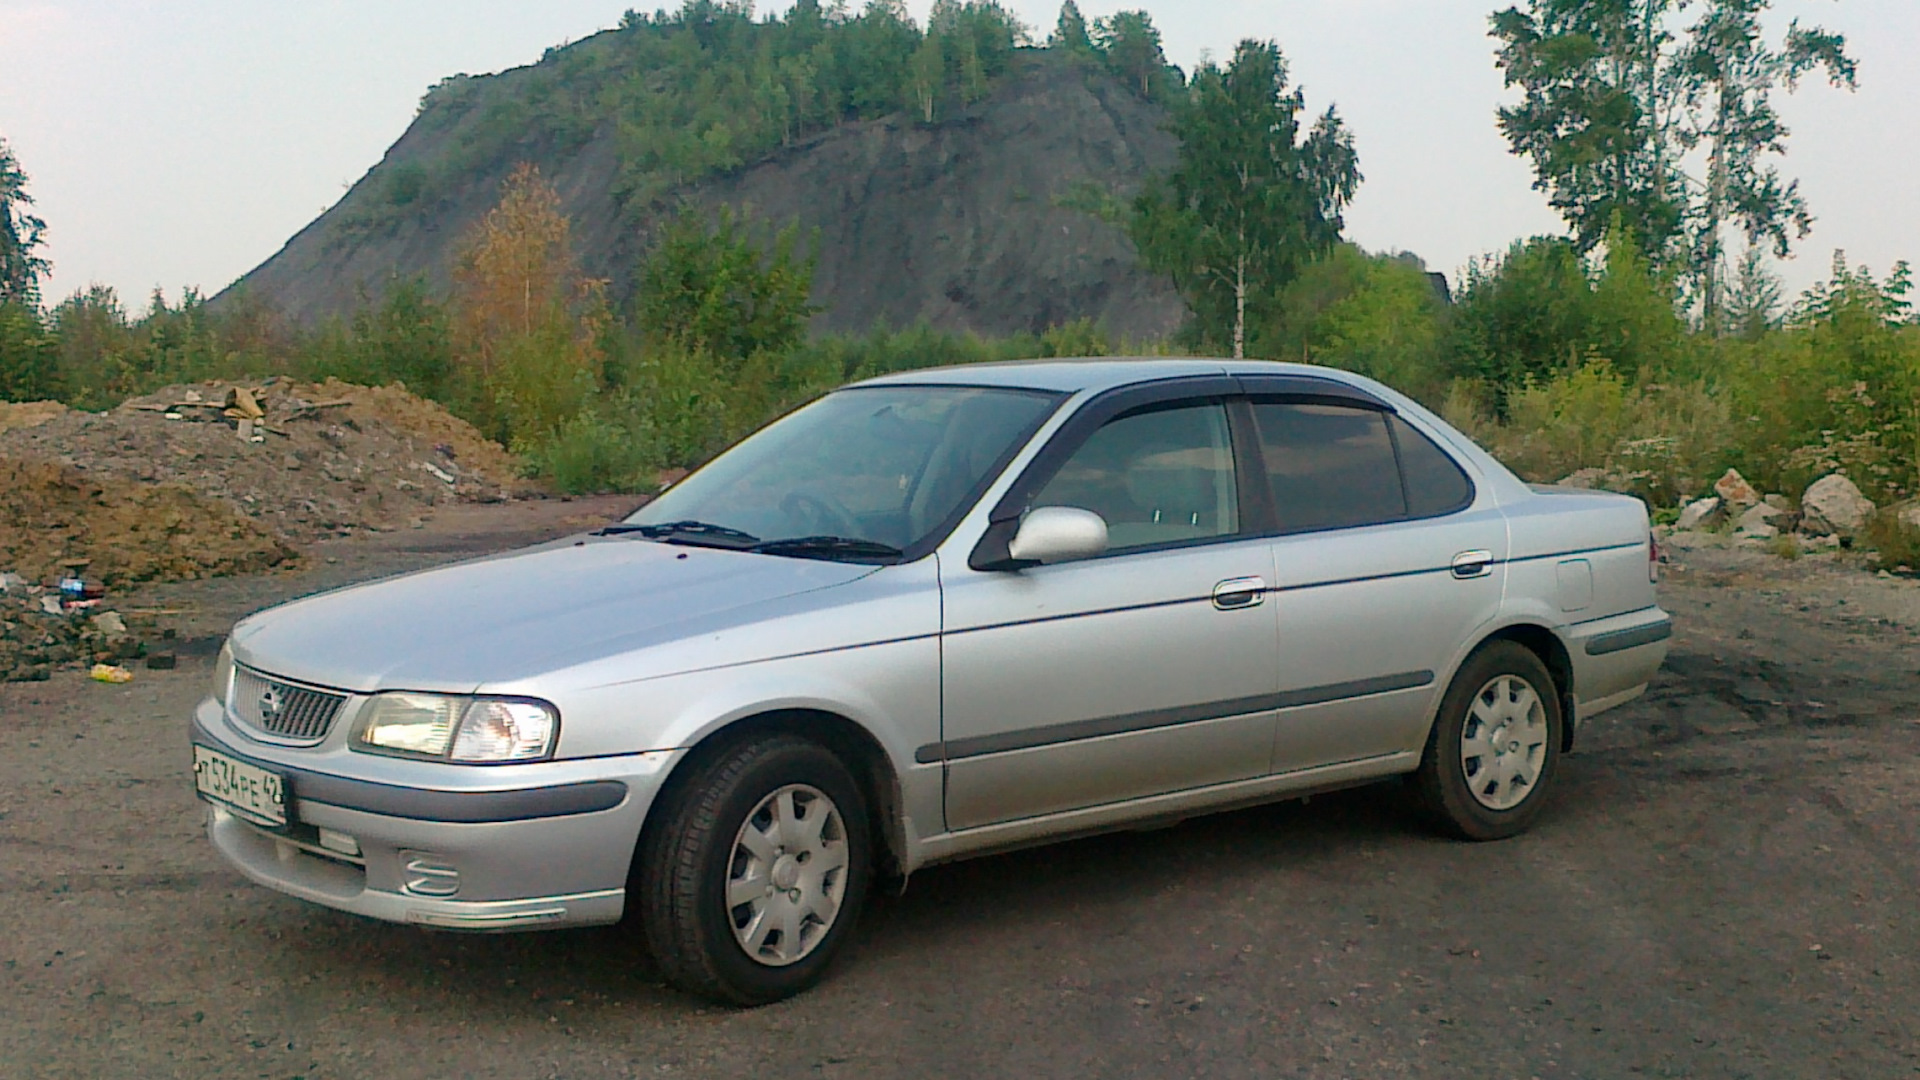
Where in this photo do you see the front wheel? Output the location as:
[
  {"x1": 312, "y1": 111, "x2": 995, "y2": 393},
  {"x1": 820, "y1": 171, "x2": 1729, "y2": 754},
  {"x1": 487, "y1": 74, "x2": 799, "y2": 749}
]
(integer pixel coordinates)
[
  {"x1": 635, "y1": 734, "x2": 872, "y2": 1004},
  {"x1": 1412, "y1": 642, "x2": 1564, "y2": 841}
]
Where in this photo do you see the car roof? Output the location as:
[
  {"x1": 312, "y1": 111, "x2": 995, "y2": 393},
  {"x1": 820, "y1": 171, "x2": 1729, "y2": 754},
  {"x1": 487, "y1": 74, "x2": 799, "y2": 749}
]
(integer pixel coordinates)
[{"x1": 849, "y1": 357, "x2": 1370, "y2": 396}]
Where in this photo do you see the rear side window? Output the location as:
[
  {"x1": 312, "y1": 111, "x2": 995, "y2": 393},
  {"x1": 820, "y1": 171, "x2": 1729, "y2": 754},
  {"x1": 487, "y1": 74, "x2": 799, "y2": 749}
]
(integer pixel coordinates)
[
  {"x1": 1392, "y1": 415, "x2": 1473, "y2": 517},
  {"x1": 1252, "y1": 402, "x2": 1405, "y2": 532},
  {"x1": 1251, "y1": 402, "x2": 1476, "y2": 533}
]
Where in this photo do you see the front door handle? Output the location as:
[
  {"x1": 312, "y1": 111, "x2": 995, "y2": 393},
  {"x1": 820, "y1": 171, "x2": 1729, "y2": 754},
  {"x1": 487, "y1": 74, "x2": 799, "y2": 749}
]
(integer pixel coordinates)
[
  {"x1": 1212, "y1": 577, "x2": 1267, "y2": 610},
  {"x1": 1451, "y1": 550, "x2": 1495, "y2": 579}
]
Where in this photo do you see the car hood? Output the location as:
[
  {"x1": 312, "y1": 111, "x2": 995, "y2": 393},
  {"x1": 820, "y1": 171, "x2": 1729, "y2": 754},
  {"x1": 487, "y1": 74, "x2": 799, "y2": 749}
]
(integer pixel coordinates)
[{"x1": 228, "y1": 536, "x2": 877, "y2": 692}]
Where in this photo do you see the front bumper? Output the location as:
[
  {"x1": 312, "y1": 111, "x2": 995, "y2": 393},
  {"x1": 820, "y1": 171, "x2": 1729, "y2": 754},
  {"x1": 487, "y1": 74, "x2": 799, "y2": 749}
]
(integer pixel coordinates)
[{"x1": 191, "y1": 697, "x2": 679, "y2": 931}]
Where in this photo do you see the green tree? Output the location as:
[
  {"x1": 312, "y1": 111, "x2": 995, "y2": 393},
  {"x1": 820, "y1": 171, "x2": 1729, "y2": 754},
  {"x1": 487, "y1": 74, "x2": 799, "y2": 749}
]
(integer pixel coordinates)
[
  {"x1": 1491, "y1": 0, "x2": 1857, "y2": 329},
  {"x1": 0, "y1": 298, "x2": 57, "y2": 401},
  {"x1": 1490, "y1": 1, "x2": 1687, "y2": 260},
  {"x1": 1673, "y1": 0, "x2": 1856, "y2": 331},
  {"x1": 1128, "y1": 40, "x2": 1360, "y2": 358},
  {"x1": 0, "y1": 137, "x2": 51, "y2": 306},
  {"x1": 1266, "y1": 245, "x2": 1453, "y2": 400},
  {"x1": 1050, "y1": 1, "x2": 1095, "y2": 56},
  {"x1": 633, "y1": 205, "x2": 819, "y2": 360},
  {"x1": 909, "y1": 33, "x2": 945, "y2": 122},
  {"x1": 1093, "y1": 11, "x2": 1171, "y2": 99}
]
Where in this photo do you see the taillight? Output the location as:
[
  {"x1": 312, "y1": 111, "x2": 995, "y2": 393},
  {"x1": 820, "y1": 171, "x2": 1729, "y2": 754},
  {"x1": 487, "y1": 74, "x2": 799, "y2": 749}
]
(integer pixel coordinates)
[{"x1": 1649, "y1": 530, "x2": 1660, "y2": 583}]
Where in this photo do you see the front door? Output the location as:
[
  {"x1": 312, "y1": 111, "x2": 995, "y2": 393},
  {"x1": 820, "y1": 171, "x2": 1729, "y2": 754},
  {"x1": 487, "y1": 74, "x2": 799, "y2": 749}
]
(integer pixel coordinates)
[{"x1": 936, "y1": 399, "x2": 1280, "y2": 831}]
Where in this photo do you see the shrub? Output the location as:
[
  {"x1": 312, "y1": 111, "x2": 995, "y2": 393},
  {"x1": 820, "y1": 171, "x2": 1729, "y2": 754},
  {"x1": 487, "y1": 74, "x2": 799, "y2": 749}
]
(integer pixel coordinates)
[
  {"x1": 522, "y1": 400, "x2": 661, "y2": 494},
  {"x1": 1865, "y1": 508, "x2": 1920, "y2": 574},
  {"x1": 1445, "y1": 360, "x2": 1734, "y2": 507}
]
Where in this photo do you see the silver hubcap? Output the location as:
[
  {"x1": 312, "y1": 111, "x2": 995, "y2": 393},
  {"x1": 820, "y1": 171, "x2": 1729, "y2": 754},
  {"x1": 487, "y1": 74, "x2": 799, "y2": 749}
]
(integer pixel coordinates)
[
  {"x1": 726, "y1": 784, "x2": 849, "y2": 967},
  {"x1": 1460, "y1": 674, "x2": 1549, "y2": 811}
]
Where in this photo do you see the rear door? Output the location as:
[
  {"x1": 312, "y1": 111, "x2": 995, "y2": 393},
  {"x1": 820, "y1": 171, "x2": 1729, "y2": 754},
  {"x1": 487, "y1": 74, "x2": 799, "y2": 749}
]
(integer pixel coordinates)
[
  {"x1": 936, "y1": 386, "x2": 1281, "y2": 830},
  {"x1": 1245, "y1": 396, "x2": 1507, "y2": 771}
]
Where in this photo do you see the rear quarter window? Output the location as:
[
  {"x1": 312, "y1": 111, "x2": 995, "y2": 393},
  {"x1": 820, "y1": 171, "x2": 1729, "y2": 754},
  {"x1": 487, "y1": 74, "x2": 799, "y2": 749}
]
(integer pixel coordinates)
[{"x1": 1391, "y1": 415, "x2": 1474, "y2": 518}]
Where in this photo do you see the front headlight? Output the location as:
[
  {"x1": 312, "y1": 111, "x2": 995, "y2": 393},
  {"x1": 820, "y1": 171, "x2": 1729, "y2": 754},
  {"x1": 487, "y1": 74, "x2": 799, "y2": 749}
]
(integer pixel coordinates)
[
  {"x1": 353, "y1": 693, "x2": 559, "y2": 763},
  {"x1": 211, "y1": 641, "x2": 235, "y2": 707}
]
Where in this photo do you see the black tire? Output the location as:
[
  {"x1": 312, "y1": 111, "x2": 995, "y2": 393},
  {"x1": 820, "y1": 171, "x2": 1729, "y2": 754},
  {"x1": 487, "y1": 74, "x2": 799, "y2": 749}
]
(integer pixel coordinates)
[
  {"x1": 635, "y1": 733, "x2": 872, "y2": 1005},
  {"x1": 1412, "y1": 641, "x2": 1564, "y2": 841}
]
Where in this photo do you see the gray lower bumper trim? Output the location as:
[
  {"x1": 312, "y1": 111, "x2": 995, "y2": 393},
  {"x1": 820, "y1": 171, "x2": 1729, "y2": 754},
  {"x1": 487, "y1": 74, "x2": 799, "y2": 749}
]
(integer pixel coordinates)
[
  {"x1": 191, "y1": 717, "x2": 627, "y2": 823},
  {"x1": 1585, "y1": 619, "x2": 1673, "y2": 656}
]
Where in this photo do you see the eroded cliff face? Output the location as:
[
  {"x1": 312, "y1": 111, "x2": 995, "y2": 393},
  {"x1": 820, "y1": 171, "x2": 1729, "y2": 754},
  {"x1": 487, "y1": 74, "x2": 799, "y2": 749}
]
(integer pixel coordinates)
[{"x1": 223, "y1": 53, "x2": 1187, "y2": 340}]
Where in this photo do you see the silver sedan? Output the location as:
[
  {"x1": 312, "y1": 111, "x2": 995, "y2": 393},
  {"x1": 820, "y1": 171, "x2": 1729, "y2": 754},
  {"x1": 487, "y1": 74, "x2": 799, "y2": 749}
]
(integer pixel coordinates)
[{"x1": 190, "y1": 358, "x2": 1670, "y2": 1003}]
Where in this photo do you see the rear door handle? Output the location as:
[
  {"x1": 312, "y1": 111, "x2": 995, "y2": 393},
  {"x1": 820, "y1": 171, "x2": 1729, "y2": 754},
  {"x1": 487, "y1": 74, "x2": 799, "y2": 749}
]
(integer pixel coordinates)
[
  {"x1": 1212, "y1": 577, "x2": 1267, "y2": 610},
  {"x1": 1451, "y1": 550, "x2": 1495, "y2": 579}
]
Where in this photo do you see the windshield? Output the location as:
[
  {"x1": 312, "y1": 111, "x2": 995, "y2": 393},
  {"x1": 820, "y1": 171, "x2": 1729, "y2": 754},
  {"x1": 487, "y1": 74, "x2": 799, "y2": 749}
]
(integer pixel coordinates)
[{"x1": 624, "y1": 385, "x2": 1060, "y2": 559}]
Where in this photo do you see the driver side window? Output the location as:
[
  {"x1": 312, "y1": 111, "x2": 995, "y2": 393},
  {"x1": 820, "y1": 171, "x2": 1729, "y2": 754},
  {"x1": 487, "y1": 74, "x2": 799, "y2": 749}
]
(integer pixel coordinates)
[{"x1": 1032, "y1": 402, "x2": 1239, "y2": 552}]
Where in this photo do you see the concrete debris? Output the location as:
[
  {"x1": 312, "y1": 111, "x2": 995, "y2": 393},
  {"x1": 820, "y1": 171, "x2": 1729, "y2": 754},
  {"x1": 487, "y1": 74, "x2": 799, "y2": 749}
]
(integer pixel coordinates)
[
  {"x1": 1738, "y1": 502, "x2": 1784, "y2": 539},
  {"x1": 1677, "y1": 496, "x2": 1724, "y2": 531}
]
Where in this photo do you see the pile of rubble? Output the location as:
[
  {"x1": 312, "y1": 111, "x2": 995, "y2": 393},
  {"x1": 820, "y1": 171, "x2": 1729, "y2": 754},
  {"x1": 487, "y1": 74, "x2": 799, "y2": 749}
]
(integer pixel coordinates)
[
  {"x1": 0, "y1": 378, "x2": 539, "y2": 680},
  {"x1": 0, "y1": 575, "x2": 145, "y2": 683},
  {"x1": 0, "y1": 378, "x2": 529, "y2": 546},
  {"x1": 1671, "y1": 469, "x2": 1920, "y2": 551}
]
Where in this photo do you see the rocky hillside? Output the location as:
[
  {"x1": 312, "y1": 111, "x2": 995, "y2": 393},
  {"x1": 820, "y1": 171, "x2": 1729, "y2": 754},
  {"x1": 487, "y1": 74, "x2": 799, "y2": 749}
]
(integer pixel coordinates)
[{"x1": 224, "y1": 50, "x2": 1187, "y2": 340}]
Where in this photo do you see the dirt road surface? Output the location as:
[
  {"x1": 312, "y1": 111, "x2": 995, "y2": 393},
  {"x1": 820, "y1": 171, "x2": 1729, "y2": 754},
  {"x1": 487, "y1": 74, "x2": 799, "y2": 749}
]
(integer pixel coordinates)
[{"x1": 4, "y1": 509, "x2": 1918, "y2": 1079}]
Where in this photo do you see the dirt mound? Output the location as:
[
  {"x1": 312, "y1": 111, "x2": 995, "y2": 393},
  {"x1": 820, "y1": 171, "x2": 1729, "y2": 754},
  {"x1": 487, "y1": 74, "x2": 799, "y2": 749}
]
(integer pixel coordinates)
[
  {"x1": 0, "y1": 456, "x2": 296, "y2": 587},
  {"x1": 0, "y1": 400, "x2": 68, "y2": 434},
  {"x1": 0, "y1": 377, "x2": 532, "y2": 545}
]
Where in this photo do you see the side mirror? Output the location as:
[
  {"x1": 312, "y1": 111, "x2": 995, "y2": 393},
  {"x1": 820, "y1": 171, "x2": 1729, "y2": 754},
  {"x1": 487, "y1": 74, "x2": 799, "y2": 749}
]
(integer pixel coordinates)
[{"x1": 1006, "y1": 507, "x2": 1109, "y2": 566}]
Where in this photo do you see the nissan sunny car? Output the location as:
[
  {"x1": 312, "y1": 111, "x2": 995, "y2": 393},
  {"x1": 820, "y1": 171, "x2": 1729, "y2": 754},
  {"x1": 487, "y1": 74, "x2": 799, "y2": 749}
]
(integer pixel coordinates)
[{"x1": 190, "y1": 358, "x2": 1670, "y2": 1003}]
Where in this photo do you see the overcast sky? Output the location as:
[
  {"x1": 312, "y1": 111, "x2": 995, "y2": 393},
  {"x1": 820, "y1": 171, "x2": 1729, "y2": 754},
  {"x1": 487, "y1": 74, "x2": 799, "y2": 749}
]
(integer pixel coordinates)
[{"x1": 2, "y1": 0, "x2": 1913, "y2": 313}]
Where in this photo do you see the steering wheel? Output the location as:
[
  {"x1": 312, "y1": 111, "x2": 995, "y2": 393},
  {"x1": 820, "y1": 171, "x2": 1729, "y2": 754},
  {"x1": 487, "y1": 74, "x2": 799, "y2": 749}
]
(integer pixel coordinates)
[{"x1": 778, "y1": 491, "x2": 861, "y2": 538}]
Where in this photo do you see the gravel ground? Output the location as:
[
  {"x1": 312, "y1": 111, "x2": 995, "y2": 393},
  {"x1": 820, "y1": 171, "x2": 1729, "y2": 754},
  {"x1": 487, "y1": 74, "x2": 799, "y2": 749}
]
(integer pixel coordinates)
[{"x1": 3, "y1": 517, "x2": 1918, "y2": 1079}]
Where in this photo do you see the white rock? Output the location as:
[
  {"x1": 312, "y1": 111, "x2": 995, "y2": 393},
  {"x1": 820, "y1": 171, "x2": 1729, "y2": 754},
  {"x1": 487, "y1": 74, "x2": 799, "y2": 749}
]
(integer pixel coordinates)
[
  {"x1": 1800, "y1": 474, "x2": 1875, "y2": 538},
  {"x1": 1676, "y1": 496, "x2": 1723, "y2": 531},
  {"x1": 1557, "y1": 467, "x2": 1607, "y2": 489},
  {"x1": 92, "y1": 611, "x2": 128, "y2": 636}
]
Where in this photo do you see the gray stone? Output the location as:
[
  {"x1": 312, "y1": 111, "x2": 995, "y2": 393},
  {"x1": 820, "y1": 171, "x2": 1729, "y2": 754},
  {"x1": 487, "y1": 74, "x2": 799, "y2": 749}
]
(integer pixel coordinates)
[
  {"x1": 1800, "y1": 474, "x2": 1875, "y2": 538},
  {"x1": 1676, "y1": 496, "x2": 1723, "y2": 531},
  {"x1": 1557, "y1": 467, "x2": 1607, "y2": 490},
  {"x1": 1738, "y1": 502, "x2": 1784, "y2": 539}
]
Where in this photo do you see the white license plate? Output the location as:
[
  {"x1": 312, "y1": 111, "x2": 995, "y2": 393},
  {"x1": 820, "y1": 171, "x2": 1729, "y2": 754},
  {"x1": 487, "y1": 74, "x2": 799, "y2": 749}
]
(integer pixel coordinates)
[{"x1": 193, "y1": 745, "x2": 288, "y2": 828}]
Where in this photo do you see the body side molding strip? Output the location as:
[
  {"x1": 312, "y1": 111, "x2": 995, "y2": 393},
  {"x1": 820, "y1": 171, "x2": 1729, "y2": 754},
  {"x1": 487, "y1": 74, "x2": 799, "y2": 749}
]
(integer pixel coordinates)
[
  {"x1": 917, "y1": 669, "x2": 1435, "y2": 764},
  {"x1": 1583, "y1": 619, "x2": 1673, "y2": 656}
]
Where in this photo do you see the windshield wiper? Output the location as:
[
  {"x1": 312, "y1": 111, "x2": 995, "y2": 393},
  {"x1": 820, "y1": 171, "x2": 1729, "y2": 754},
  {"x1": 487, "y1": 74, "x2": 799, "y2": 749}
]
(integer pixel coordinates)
[
  {"x1": 749, "y1": 535, "x2": 904, "y2": 562},
  {"x1": 592, "y1": 520, "x2": 761, "y2": 548}
]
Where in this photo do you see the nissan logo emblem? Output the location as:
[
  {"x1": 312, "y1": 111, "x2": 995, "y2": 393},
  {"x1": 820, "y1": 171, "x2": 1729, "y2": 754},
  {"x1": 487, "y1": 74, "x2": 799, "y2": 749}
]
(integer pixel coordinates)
[{"x1": 259, "y1": 684, "x2": 285, "y2": 724}]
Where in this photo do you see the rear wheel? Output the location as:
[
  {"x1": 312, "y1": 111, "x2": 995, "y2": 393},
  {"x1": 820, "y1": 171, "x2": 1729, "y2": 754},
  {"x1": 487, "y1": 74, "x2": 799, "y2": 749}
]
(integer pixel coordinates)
[
  {"x1": 1413, "y1": 642, "x2": 1563, "y2": 840},
  {"x1": 636, "y1": 734, "x2": 872, "y2": 1004}
]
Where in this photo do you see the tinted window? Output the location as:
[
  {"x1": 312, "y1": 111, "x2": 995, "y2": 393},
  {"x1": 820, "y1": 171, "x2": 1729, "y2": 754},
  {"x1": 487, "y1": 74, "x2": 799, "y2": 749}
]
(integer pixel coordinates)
[
  {"x1": 1393, "y1": 415, "x2": 1474, "y2": 517},
  {"x1": 1252, "y1": 402, "x2": 1406, "y2": 532},
  {"x1": 1033, "y1": 402, "x2": 1239, "y2": 551}
]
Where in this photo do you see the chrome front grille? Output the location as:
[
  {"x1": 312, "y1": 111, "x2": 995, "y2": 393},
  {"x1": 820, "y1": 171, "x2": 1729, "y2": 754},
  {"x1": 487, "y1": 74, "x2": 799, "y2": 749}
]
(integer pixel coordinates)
[{"x1": 230, "y1": 667, "x2": 347, "y2": 743}]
